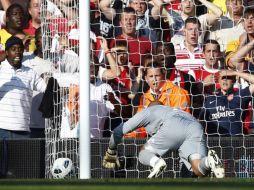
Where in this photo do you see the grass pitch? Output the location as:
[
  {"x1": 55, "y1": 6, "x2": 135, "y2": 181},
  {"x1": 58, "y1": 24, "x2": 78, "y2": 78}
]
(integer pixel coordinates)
[{"x1": 0, "y1": 178, "x2": 254, "y2": 190}]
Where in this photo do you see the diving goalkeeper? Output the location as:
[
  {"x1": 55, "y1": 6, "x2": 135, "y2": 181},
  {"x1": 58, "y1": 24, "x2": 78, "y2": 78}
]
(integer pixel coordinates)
[{"x1": 103, "y1": 101, "x2": 225, "y2": 178}]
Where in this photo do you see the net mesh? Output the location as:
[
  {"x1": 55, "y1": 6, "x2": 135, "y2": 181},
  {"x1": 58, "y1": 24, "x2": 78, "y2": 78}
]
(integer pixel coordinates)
[
  {"x1": 42, "y1": 0, "x2": 254, "y2": 179},
  {"x1": 40, "y1": 0, "x2": 80, "y2": 178}
]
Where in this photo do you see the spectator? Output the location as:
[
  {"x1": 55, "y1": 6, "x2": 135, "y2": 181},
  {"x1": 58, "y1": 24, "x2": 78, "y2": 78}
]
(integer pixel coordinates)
[
  {"x1": 0, "y1": 4, "x2": 26, "y2": 49},
  {"x1": 0, "y1": 3, "x2": 36, "y2": 55},
  {"x1": 210, "y1": 0, "x2": 227, "y2": 15},
  {"x1": 0, "y1": 0, "x2": 11, "y2": 28},
  {"x1": 154, "y1": 41, "x2": 202, "y2": 118},
  {"x1": 128, "y1": 0, "x2": 162, "y2": 42},
  {"x1": 90, "y1": 58, "x2": 121, "y2": 138},
  {"x1": 98, "y1": 38, "x2": 133, "y2": 119},
  {"x1": 127, "y1": 53, "x2": 151, "y2": 107},
  {"x1": 99, "y1": 0, "x2": 162, "y2": 42},
  {"x1": 155, "y1": 41, "x2": 195, "y2": 92},
  {"x1": 126, "y1": 61, "x2": 190, "y2": 137},
  {"x1": 45, "y1": 0, "x2": 62, "y2": 17},
  {"x1": 22, "y1": 27, "x2": 53, "y2": 138},
  {"x1": 226, "y1": 8, "x2": 254, "y2": 71},
  {"x1": 163, "y1": 0, "x2": 181, "y2": 13},
  {"x1": 48, "y1": 0, "x2": 78, "y2": 21},
  {"x1": 190, "y1": 39, "x2": 222, "y2": 95},
  {"x1": 0, "y1": 36, "x2": 46, "y2": 139},
  {"x1": 46, "y1": 0, "x2": 79, "y2": 60},
  {"x1": 109, "y1": 40, "x2": 145, "y2": 97},
  {"x1": 95, "y1": 0, "x2": 126, "y2": 40},
  {"x1": 62, "y1": 52, "x2": 122, "y2": 138},
  {"x1": 14, "y1": 32, "x2": 32, "y2": 52},
  {"x1": 174, "y1": 17, "x2": 205, "y2": 71},
  {"x1": 208, "y1": 0, "x2": 245, "y2": 52},
  {"x1": 24, "y1": 0, "x2": 41, "y2": 36},
  {"x1": 108, "y1": 40, "x2": 135, "y2": 105},
  {"x1": 110, "y1": 7, "x2": 152, "y2": 68},
  {"x1": 138, "y1": 61, "x2": 191, "y2": 114},
  {"x1": 155, "y1": 0, "x2": 223, "y2": 44},
  {"x1": 229, "y1": 36, "x2": 254, "y2": 73},
  {"x1": 199, "y1": 70, "x2": 254, "y2": 136},
  {"x1": 99, "y1": 39, "x2": 137, "y2": 135},
  {"x1": 96, "y1": 36, "x2": 120, "y2": 81},
  {"x1": 52, "y1": 0, "x2": 79, "y2": 22},
  {"x1": 48, "y1": 24, "x2": 79, "y2": 73}
]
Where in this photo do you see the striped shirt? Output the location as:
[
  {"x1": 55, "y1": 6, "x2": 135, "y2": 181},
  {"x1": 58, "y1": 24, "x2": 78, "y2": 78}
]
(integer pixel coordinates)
[
  {"x1": 0, "y1": 60, "x2": 46, "y2": 131},
  {"x1": 174, "y1": 42, "x2": 205, "y2": 71}
]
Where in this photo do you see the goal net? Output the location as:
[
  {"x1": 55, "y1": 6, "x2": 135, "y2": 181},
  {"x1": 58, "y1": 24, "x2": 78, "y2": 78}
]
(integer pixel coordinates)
[
  {"x1": 42, "y1": 0, "x2": 254, "y2": 179},
  {"x1": 40, "y1": 0, "x2": 80, "y2": 178}
]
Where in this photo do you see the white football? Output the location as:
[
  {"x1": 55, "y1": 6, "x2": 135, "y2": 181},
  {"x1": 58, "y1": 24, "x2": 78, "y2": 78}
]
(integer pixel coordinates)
[{"x1": 51, "y1": 158, "x2": 74, "y2": 179}]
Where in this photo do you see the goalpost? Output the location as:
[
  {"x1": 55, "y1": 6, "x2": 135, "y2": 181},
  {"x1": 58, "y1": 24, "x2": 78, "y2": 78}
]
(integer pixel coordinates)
[
  {"x1": 79, "y1": 0, "x2": 91, "y2": 179},
  {"x1": 41, "y1": 0, "x2": 254, "y2": 179},
  {"x1": 40, "y1": 0, "x2": 85, "y2": 178}
]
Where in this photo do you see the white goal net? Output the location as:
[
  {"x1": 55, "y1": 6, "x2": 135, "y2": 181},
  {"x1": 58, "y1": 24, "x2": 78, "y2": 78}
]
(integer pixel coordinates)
[
  {"x1": 42, "y1": 0, "x2": 254, "y2": 179},
  {"x1": 40, "y1": 0, "x2": 80, "y2": 178}
]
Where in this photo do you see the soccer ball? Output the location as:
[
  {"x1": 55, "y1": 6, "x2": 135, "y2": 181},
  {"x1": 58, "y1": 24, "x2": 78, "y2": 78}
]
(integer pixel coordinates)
[{"x1": 51, "y1": 158, "x2": 74, "y2": 179}]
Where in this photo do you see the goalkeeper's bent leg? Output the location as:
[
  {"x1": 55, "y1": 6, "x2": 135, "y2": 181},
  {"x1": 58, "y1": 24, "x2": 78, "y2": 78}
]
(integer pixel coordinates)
[
  {"x1": 189, "y1": 154, "x2": 209, "y2": 176},
  {"x1": 139, "y1": 149, "x2": 167, "y2": 178},
  {"x1": 198, "y1": 157, "x2": 210, "y2": 175},
  {"x1": 189, "y1": 152, "x2": 225, "y2": 178},
  {"x1": 139, "y1": 149, "x2": 159, "y2": 167}
]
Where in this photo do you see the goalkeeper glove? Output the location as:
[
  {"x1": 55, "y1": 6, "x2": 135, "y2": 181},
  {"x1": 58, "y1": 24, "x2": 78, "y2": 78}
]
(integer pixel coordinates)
[{"x1": 103, "y1": 148, "x2": 120, "y2": 169}]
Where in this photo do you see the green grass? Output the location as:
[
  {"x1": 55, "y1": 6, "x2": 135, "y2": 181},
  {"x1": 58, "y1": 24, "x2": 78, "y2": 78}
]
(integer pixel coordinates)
[{"x1": 0, "y1": 178, "x2": 254, "y2": 190}]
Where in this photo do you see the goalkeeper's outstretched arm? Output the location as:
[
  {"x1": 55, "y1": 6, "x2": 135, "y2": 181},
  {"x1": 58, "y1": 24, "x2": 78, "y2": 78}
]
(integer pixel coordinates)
[
  {"x1": 109, "y1": 108, "x2": 152, "y2": 149},
  {"x1": 103, "y1": 123, "x2": 124, "y2": 169},
  {"x1": 108, "y1": 123, "x2": 124, "y2": 150},
  {"x1": 103, "y1": 108, "x2": 152, "y2": 169}
]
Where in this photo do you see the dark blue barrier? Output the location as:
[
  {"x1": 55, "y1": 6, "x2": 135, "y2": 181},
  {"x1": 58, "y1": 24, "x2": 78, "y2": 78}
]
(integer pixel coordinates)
[{"x1": 1, "y1": 137, "x2": 254, "y2": 178}]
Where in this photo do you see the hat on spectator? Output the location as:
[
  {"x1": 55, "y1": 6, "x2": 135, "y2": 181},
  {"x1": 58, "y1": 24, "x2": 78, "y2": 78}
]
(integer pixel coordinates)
[{"x1": 5, "y1": 36, "x2": 24, "y2": 51}]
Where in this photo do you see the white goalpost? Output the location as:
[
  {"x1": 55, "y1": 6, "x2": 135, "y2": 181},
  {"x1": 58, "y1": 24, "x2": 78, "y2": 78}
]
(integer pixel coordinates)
[{"x1": 79, "y1": 0, "x2": 91, "y2": 179}]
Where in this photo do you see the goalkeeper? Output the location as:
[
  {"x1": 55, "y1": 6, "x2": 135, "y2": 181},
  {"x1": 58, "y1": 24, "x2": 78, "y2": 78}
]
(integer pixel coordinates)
[{"x1": 103, "y1": 101, "x2": 225, "y2": 178}]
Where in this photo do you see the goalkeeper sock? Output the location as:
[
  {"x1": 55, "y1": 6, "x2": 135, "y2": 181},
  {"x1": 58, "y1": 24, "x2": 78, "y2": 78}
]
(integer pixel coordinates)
[
  {"x1": 107, "y1": 148, "x2": 117, "y2": 155},
  {"x1": 149, "y1": 156, "x2": 160, "y2": 168},
  {"x1": 139, "y1": 149, "x2": 159, "y2": 167},
  {"x1": 198, "y1": 157, "x2": 210, "y2": 176}
]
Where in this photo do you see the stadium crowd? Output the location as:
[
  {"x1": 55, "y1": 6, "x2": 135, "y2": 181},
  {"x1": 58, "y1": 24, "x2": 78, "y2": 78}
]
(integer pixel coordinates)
[
  {"x1": 1, "y1": 0, "x2": 254, "y2": 140},
  {"x1": 90, "y1": 0, "x2": 254, "y2": 137},
  {"x1": 0, "y1": 0, "x2": 79, "y2": 139}
]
